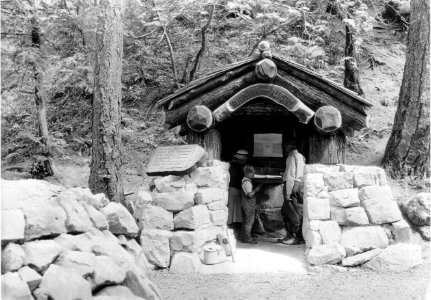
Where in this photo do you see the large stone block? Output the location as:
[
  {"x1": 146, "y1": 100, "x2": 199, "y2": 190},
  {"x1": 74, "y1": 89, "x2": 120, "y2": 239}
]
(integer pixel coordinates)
[
  {"x1": 358, "y1": 185, "x2": 393, "y2": 203},
  {"x1": 69, "y1": 187, "x2": 109, "y2": 209},
  {"x1": 391, "y1": 219, "x2": 412, "y2": 243},
  {"x1": 323, "y1": 172, "x2": 353, "y2": 192},
  {"x1": 341, "y1": 248, "x2": 383, "y2": 267},
  {"x1": 194, "y1": 188, "x2": 226, "y2": 205},
  {"x1": 352, "y1": 166, "x2": 388, "y2": 188},
  {"x1": 57, "y1": 190, "x2": 93, "y2": 233},
  {"x1": 1, "y1": 209, "x2": 25, "y2": 245},
  {"x1": 154, "y1": 175, "x2": 186, "y2": 193},
  {"x1": 304, "y1": 197, "x2": 330, "y2": 220},
  {"x1": 92, "y1": 255, "x2": 126, "y2": 289},
  {"x1": 363, "y1": 243, "x2": 422, "y2": 272},
  {"x1": 130, "y1": 190, "x2": 153, "y2": 218},
  {"x1": 22, "y1": 240, "x2": 62, "y2": 273},
  {"x1": 81, "y1": 202, "x2": 109, "y2": 230},
  {"x1": 210, "y1": 209, "x2": 228, "y2": 226},
  {"x1": 153, "y1": 191, "x2": 195, "y2": 212},
  {"x1": 340, "y1": 226, "x2": 389, "y2": 257},
  {"x1": 17, "y1": 266, "x2": 42, "y2": 291},
  {"x1": 193, "y1": 226, "x2": 224, "y2": 249},
  {"x1": 331, "y1": 207, "x2": 369, "y2": 226},
  {"x1": 101, "y1": 202, "x2": 138, "y2": 237},
  {"x1": 170, "y1": 231, "x2": 197, "y2": 252},
  {"x1": 139, "y1": 205, "x2": 174, "y2": 231},
  {"x1": 307, "y1": 243, "x2": 346, "y2": 265},
  {"x1": 1, "y1": 272, "x2": 32, "y2": 300},
  {"x1": 207, "y1": 199, "x2": 228, "y2": 211},
  {"x1": 117, "y1": 236, "x2": 152, "y2": 276},
  {"x1": 140, "y1": 230, "x2": 172, "y2": 268},
  {"x1": 304, "y1": 164, "x2": 340, "y2": 175},
  {"x1": 189, "y1": 166, "x2": 229, "y2": 189},
  {"x1": 1, "y1": 243, "x2": 25, "y2": 274},
  {"x1": 362, "y1": 197, "x2": 402, "y2": 225},
  {"x1": 123, "y1": 267, "x2": 161, "y2": 300},
  {"x1": 328, "y1": 188, "x2": 360, "y2": 208},
  {"x1": 402, "y1": 193, "x2": 430, "y2": 226},
  {"x1": 303, "y1": 173, "x2": 325, "y2": 198},
  {"x1": 303, "y1": 229, "x2": 322, "y2": 249},
  {"x1": 174, "y1": 205, "x2": 211, "y2": 230},
  {"x1": 169, "y1": 252, "x2": 201, "y2": 274},
  {"x1": 319, "y1": 221, "x2": 341, "y2": 244},
  {"x1": 55, "y1": 250, "x2": 96, "y2": 277}
]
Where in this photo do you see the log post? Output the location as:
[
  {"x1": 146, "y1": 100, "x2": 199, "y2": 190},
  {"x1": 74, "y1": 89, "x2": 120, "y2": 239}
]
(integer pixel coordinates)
[
  {"x1": 186, "y1": 129, "x2": 222, "y2": 160},
  {"x1": 186, "y1": 105, "x2": 214, "y2": 132},
  {"x1": 308, "y1": 129, "x2": 346, "y2": 164}
]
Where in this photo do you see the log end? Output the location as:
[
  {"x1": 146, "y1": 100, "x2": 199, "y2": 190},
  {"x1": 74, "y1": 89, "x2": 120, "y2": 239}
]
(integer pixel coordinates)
[{"x1": 314, "y1": 105, "x2": 342, "y2": 134}]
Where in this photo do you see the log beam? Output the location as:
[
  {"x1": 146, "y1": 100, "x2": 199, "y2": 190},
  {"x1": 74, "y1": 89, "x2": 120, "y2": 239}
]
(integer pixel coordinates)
[
  {"x1": 308, "y1": 129, "x2": 346, "y2": 164},
  {"x1": 314, "y1": 105, "x2": 342, "y2": 134}
]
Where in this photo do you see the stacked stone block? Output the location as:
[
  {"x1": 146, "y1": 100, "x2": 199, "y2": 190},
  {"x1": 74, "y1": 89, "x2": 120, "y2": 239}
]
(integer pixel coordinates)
[
  {"x1": 138, "y1": 160, "x2": 231, "y2": 273},
  {"x1": 303, "y1": 164, "x2": 421, "y2": 270}
]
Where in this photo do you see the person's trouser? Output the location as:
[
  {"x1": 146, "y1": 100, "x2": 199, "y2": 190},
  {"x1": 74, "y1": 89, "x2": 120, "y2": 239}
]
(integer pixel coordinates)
[
  {"x1": 241, "y1": 197, "x2": 256, "y2": 242},
  {"x1": 281, "y1": 182, "x2": 303, "y2": 240}
]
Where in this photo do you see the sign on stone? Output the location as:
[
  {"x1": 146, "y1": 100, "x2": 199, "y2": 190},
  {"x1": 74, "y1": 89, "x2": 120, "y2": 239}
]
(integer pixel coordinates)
[{"x1": 146, "y1": 145, "x2": 206, "y2": 176}]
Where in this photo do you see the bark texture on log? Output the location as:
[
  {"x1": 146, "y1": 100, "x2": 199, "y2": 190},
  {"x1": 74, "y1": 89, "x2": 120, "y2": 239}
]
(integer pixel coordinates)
[
  {"x1": 89, "y1": 0, "x2": 125, "y2": 204},
  {"x1": 308, "y1": 130, "x2": 346, "y2": 164},
  {"x1": 186, "y1": 129, "x2": 221, "y2": 160},
  {"x1": 382, "y1": 0, "x2": 430, "y2": 178}
]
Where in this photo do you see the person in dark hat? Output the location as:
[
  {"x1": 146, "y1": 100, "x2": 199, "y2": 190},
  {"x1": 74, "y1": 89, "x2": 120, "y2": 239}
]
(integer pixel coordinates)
[{"x1": 227, "y1": 149, "x2": 249, "y2": 236}]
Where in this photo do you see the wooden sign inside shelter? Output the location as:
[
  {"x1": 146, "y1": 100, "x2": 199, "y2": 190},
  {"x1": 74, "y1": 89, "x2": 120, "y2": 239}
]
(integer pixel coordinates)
[{"x1": 146, "y1": 144, "x2": 206, "y2": 176}]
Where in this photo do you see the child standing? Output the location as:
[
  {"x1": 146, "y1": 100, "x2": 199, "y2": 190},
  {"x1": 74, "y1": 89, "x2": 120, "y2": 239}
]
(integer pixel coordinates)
[{"x1": 241, "y1": 165, "x2": 262, "y2": 244}]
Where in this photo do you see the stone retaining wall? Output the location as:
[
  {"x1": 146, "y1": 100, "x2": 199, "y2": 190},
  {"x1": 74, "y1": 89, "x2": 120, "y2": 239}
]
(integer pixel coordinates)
[{"x1": 302, "y1": 164, "x2": 422, "y2": 270}]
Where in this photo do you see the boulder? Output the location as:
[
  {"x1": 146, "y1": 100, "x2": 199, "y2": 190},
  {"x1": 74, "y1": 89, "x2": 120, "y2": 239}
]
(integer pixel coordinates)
[
  {"x1": 303, "y1": 229, "x2": 322, "y2": 249},
  {"x1": 22, "y1": 240, "x2": 62, "y2": 273},
  {"x1": 17, "y1": 266, "x2": 42, "y2": 291},
  {"x1": 207, "y1": 199, "x2": 228, "y2": 211},
  {"x1": 153, "y1": 191, "x2": 194, "y2": 212},
  {"x1": 55, "y1": 250, "x2": 95, "y2": 277},
  {"x1": 131, "y1": 190, "x2": 153, "y2": 218},
  {"x1": 189, "y1": 166, "x2": 229, "y2": 189},
  {"x1": 138, "y1": 205, "x2": 174, "y2": 231},
  {"x1": 340, "y1": 226, "x2": 389, "y2": 257},
  {"x1": 323, "y1": 172, "x2": 353, "y2": 192},
  {"x1": 57, "y1": 190, "x2": 93, "y2": 233},
  {"x1": 417, "y1": 226, "x2": 430, "y2": 241},
  {"x1": 352, "y1": 166, "x2": 387, "y2": 188},
  {"x1": 210, "y1": 209, "x2": 228, "y2": 226},
  {"x1": 303, "y1": 173, "x2": 325, "y2": 198},
  {"x1": 194, "y1": 188, "x2": 226, "y2": 205},
  {"x1": 101, "y1": 202, "x2": 138, "y2": 237},
  {"x1": 1, "y1": 209, "x2": 25, "y2": 245},
  {"x1": 358, "y1": 185, "x2": 394, "y2": 203},
  {"x1": 53, "y1": 233, "x2": 79, "y2": 252},
  {"x1": 362, "y1": 197, "x2": 402, "y2": 225},
  {"x1": 38, "y1": 264, "x2": 92, "y2": 300},
  {"x1": 154, "y1": 175, "x2": 186, "y2": 193},
  {"x1": 304, "y1": 197, "x2": 330, "y2": 220},
  {"x1": 307, "y1": 243, "x2": 346, "y2": 265},
  {"x1": 81, "y1": 202, "x2": 109, "y2": 230},
  {"x1": 170, "y1": 231, "x2": 197, "y2": 252},
  {"x1": 124, "y1": 268, "x2": 161, "y2": 300},
  {"x1": 1, "y1": 272, "x2": 32, "y2": 300},
  {"x1": 117, "y1": 236, "x2": 153, "y2": 275},
  {"x1": 2, "y1": 243, "x2": 25, "y2": 274},
  {"x1": 96, "y1": 285, "x2": 144, "y2": 300},
  {"x1": 169, "y1": 252, "x2": 201, "y2": 274},
  {"x1": 92, "y1": 255, "x2": 126, "y2": 289},
  {"x1": 331, "y1": 207, "x2": 369, "y2": 226},
  {"x1": 402, "y1": 193, "x2": 430, "y2": 226},
  {"x1": 174, "y1": 205, "x2": 211, "y2": 230},
  {"x1": 364, "y1": 243, "x2": 422, "y2": 272},
  {"x1": 318, "y1": 221, "x2": 341, "y2": 244},
  {"x1": 304, "y1": 164, "x2": 340, "y2": 175},
  {"x1": 328, "y1": 188, "x2": 360, "y2": 208},
  {"x1": 391, "y1": 219, "x2": 412, "y2": 243},
  {"x1": 140, "y1": 230, "x2": 172, "y2": 268},
  {"x1": 69, "y1": 187, "x2": 109, "y2": 209},
  {"x1": 341, "y1": 248, "x2": 383, "y2": 267}
]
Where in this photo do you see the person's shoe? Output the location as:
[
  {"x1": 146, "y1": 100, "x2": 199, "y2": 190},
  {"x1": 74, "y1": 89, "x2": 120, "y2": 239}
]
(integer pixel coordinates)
[
  {"x1": 244, "y1": 238, "x2": 258, "y2": 244},
  {"x1": 279, "y1": 237, "x2": 300, "y2": 245},
  {"x1": 277, "y1": 236, "x2": 291, "y2": 244}
]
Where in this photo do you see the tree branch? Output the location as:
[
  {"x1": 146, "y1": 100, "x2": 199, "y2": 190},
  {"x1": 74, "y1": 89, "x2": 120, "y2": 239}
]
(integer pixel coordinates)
[{"x1": 163, "y1": 26, "x2": 179, "y2": 88}]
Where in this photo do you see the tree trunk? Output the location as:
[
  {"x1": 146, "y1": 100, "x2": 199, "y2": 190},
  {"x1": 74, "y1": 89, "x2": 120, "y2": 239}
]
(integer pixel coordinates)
[
  {"x1": 382, "y1": 0, "x2": 430, "y2": 179},
  {"x1": 89, "y1": 0, "x2": 125, "y2": 204},
  {"x1": 308, "y1": 130, "x2": 346, "y2": 164},
  {"x1": 186, "y1": 129, "x2": 222, "y2": 160},
  {"x1": 344, "y1": 25, "x2": 364, "y2": 96}
]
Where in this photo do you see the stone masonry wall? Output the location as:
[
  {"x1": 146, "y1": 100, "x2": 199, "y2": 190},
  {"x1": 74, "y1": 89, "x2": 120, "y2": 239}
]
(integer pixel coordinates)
[{"x1": 302, "y1": 164, "x2": 422, "y2": 271}]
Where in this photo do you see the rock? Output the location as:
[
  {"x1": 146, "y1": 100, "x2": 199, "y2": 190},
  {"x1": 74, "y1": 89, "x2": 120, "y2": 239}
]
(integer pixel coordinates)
[
  {"x1": 18, "y1": 266, "x2": 42, "y2": 291},
  {"x1": 117, "y1": 236, "x2": 153, "y2": 275},
  {"x1": 53, "y1": 233, "x2": 78, "y2": 252},
  {"x1": 169, "y1": 252, "x2": 201, "y2": 274},
  {"x1": 328, "y1": 188, "x2": 360, "y2": 208},
  {"x1": 392, "y1": 219, "x2": 412, "y2": 243},
  {"x1": 170, "y1": 231, "x2": 197, "y2": 252},
  {"x1": 207, "y1": 199, "x2": 228, "y2": 210},
  {"x1": 361, "y1": 199, "x2": 402, "y2": 225},
  {"x1": 364, "y1": 243, "x2": 422, "y2": 272},
  {"x1": 138, "y1": 205, "x2": 174, "y2": 230},
  {"x1": 323, "y1": 172, "x2": 353, "y2": 192},
  {"x1": 303, "y1": 173, "x2": 325, "y2": 198},
  {"x1": 38, "y1": 264, "x2": 92, "y2": 300},
  {"x1": 193, "y1": 226, "x2": 224, "y2": 249},
  {"x1": 131, "y1": 190, "x2": 153, "y2": 218},
  {"x1": 417, "y1": 226, "x2": 430, "y2": 241},
  {"x1": 92, "y1": 255, "x2": 126, "y2": 289},
  {"x1": 101, "y1": 202, "x2": 138, "y2": 237},
  {"x1": 153, "y1": 191, "x2": 195, "y2": 212},
  {"x1": 341, "y1": 248, "x2": 383, "y2": 267},
  {"x1": 2, "y1": 243, "x2": 25, "y2": 274},
  {"x1": 304, "y1": 164, "x2": 340, "y2": 175},
  {"x1": 340, "y1": 226, "x2": 389, "y2": 256},
  {"x1": 304, "y1": 197, "x2": 330, "y2": 220},
  {"x1": 402, "y1": 193, "x2": 430, "y2": 226},
  {"x1": 352, "y1": 166, "x2": 387, "y2": 187},
  {"x1": 124, "y1": 268, "x2": 161, "y2": 300},
  {"x1": 69, "y1": 187, "x2": 109, "y2": 209},
  {"x1": 307, "y1": 243, "x2": 346, "y2": 265},
  {"x1": 210, "y1": 209, "x2": 228, "y2": 226},
  {"x1": 140, "y1": 230, "x2": 172, "y2": 268},
  {"x1": 319, "y1": 221, "x2": 341, "y2": 244},
  {"x1": 57, "y1": 190, "x2": 93, "y2": 233},
  {"x1": 194, "y1": 188, "x2": 226, "y2": 205},
  {"x1": 22, "y1": 240, "x2": 62, "y2": 273},
  {"x1": 331, "y1": 207, "x2": 369, "y2": 226},
  {"x1": 1, "y1": 272, "x2": 32, "y2": 300},
  {"x1": 174, "y1": 205, "x2": 211, "y2": 229},
  {"x1": 55, "y1": 250, "x2": 95, "y2": 277},
  {"x1": 189, "y1": 166, "x2": 229, "y2": 189},
  {"x1": 358, "y1": 185, "x2": 394, "y2": 203},
  {"x1": 303, "y1": 229, "x2": 322, "y2": 248},
  {"x1": 1, "y1": 209, "x2": 25, "y2": 245},
  {"x1": 81, "y1": 202, "x2": 109, "y2": 230},
  {"x1": 96, "y1": 285, "x2": 144, "y2": 300},
  {"x1": 154, "y1": 175, "x2": 185, "y2": 193}
]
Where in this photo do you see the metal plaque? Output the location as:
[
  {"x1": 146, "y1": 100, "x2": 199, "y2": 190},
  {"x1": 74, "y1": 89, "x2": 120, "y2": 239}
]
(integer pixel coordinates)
[{"x1": 146, "y1": 144, "x2": 206, "y2": 176}]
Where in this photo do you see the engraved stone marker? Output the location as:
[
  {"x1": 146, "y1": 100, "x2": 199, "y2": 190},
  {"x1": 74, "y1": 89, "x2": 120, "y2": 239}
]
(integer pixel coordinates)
[{"x1": 146, "y1": 145, "x2": 206, "y2": 176}]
